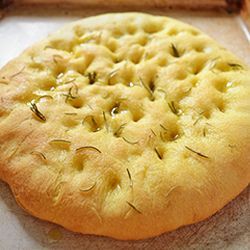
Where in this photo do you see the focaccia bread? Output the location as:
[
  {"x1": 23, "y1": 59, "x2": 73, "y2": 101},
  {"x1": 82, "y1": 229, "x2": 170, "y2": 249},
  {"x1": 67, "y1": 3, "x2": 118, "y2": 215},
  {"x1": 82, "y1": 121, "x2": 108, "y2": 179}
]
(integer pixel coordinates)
[{"x1": 0, "y1": 13, "x2": 249, "y2": 240}]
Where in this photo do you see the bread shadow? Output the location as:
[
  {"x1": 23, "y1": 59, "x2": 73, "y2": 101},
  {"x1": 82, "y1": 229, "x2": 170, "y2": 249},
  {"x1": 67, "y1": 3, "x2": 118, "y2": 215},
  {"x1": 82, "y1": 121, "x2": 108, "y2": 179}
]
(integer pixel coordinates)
[{"x1": 0, "y1": 180, "x2": 249, "y2": 250}]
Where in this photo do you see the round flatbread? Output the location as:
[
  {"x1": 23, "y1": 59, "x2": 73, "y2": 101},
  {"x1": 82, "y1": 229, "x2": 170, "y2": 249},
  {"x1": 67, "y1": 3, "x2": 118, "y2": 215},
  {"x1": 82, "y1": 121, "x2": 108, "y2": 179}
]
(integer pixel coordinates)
[{"x1": 0, "y1": 13, "x2": 249, "y2": 240}]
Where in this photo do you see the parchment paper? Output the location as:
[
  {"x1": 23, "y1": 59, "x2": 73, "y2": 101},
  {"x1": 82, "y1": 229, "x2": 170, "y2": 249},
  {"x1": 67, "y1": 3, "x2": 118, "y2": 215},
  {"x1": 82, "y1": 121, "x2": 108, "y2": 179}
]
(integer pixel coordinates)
[{"x1": 0, "y1": 9, "x2": 249, "y2": 250}]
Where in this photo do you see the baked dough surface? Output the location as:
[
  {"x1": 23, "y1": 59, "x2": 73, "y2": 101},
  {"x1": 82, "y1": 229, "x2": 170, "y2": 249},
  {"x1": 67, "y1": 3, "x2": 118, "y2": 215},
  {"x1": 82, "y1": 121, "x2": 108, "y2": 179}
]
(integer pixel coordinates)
[{"x1": 0, "y1": 13, "x2": 249, "y2": 240}]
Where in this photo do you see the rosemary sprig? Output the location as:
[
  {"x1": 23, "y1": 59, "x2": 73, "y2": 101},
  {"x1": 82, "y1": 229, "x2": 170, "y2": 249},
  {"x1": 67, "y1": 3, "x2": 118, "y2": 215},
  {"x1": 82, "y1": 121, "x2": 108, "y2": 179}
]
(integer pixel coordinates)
[
  {"x1": 160, "y1": 124, "x2": 168, "y2": 131},
  {"x1": 150, "y1": 128, "x2": 156, "y2": 136},
  {"x1": 154, "y1": 147, "x2": 162, "y2": 160},
  {"x1": 126, "y1": 201, "x2": 142, "y2": 214},
  {"x1": 30, "y1": 151, "x2": 46, "y2": 160},
  {"x1": 63, "y1": 86, "x2": 77, "y2": 103},
  {"x1": 80, "y1": 182, "x2": 96, "y2": 192},
  {"x1": 193, "y1": 111, "x2": 206, "y2": 126},
  {"x1": 64, "y1": 112, "x2": 77, "y2": 116},
  {"x1": 10, "y1": 66, "x2": 25, "y2": 79},
  {"x1": 185, "y1": 146, "x2": 209, "y2": 159},
  {"x1": 122, "y1": 136, "x2": 139, "y2": 145},
  {"x1": 29, "y1": 101, "x2": 46, "y2": 122},
  {"x1": 49, "y1": 139, "x2": 71, "y2": 145},
  {"x1": 36, "y1": 95, "x2": 53, "y2": 102},
  {"x1": 126, "y1": 168, "x2": 133, "y2": 188},
  {"x1": 168, "y1": 101, "x2": 179, "y2": 115},
  {"x1": 64, "y1": 78, "x2": 76, "y2": 85},
  {"x1": 103, "y1": 111, "x2": 109, "y2": 132},
  {"x1": 228, "y1": 63, "x2": 243, "y2": 70},
  {"x1": 193, "y1": 117, "x2": 202, "y2": 126},
  {"x1": 203, "y1": 127, "x2": 207, "y2": 137},
  {"x1": 72, "y1": 82, "x2": 79, "y2": 94},
  {"x1": 82, "y1": 115, "x2": 97, "y2": 126},
  {"x1": 76, "y1": 146, "x2": 102, "y2": 154},
  {"x1": 86, "y1": 72, "x2": 97, "y2": 84},
  {"x1": 82, "y1": 115, "x2": 100, "y2": 132},
  {"x1": 171, "y1": 43, "x2": 180, "y2": 57},
  {"x1": 87, "y1": 104, "x2": 94, "y2": 110},
  {"x1": 139, "y1": 77, "x2": 154, "y2": 101},
  {"x1": 114, "y1": 123, "x2": 127, "y2": 137}
]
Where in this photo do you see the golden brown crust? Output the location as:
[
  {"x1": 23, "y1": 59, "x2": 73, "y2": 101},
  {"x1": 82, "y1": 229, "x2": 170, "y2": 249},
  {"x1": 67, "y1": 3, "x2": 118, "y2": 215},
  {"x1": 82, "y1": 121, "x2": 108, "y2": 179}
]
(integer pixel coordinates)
[{"x1": 0, "y1": 13, "x2": 249, "y2": 240}]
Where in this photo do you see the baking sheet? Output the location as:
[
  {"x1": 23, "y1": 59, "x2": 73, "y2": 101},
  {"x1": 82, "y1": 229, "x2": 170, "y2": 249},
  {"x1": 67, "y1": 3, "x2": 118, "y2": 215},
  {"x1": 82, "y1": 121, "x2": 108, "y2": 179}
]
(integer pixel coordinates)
[{"x1": 0, "y1": 9, "x2": 249, "y2": 250}]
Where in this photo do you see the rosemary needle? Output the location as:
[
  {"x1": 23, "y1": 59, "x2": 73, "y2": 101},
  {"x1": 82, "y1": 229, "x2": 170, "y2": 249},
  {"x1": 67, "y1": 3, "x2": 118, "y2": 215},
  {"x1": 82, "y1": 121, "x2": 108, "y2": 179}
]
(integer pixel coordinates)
[
  {"x1": 10, "y1": 66, "x2": 25, "y2": 79},
  {"x1": 126, "y1": 168, "x2": 133, "y2": 188},
  {"x1": 87, "y1": 72, "x2": 97, "y2": 84},
  {"x1": 114, "y1": 123, "x2": 127, "y2": 137},
  {"x1": 64, "y1": 112, "x2": 77, "y2": 116},
  {"x1": 154, "y1": 148, "x2": 162, "y2": 160},
  {"x1": 150, "y1": 128, "x2": 156, "y2": 136},
  {"x1": 76, "y1": 146, "x2": 102, "y2": 154},
  {"x1": 36, "y1": 95, "x2": 53, "y2": 102},
  {"x1": 122, "y1": 137, "x2": 139, "y2": 145},
  {"x1": 139, "y1": 77, "x2": 154, "y2": 101},
  {"x1": 126, "y1": 201, "x2": 142, "y2": 214},
  {"x1": 171, "y1": 43, "x2": 180, "y2": 58},
  {"x1": 30, "y1": 151, "x2": 46, "y2": 160},
  {"x1": 29, "y1": 102, "x2": 46, "y2": 122},
  {"x1": 185, "y1": 146, "x2": 209, "y2": 159},
  {"x1": 228, "y1": 63, "x2": 243, "y2": 70},
  {"x1": 160, "y1": 124, "x2": 168, "y2": 131},
  {"x1": 63, "y1": 87, "x2": 77, "y2": 103},
  {"x1": 103, "y1": 111, "x2": 109, "y2": 132},
  {"x1": 80, "y1": 182, "x2": 96, "y2": 192},
  {"x1": 50, "y1": 139, "x2": 71, "y2": 145},
  {"x1": 168, "y1": 101, "x2": 179, "y2": 115}
]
